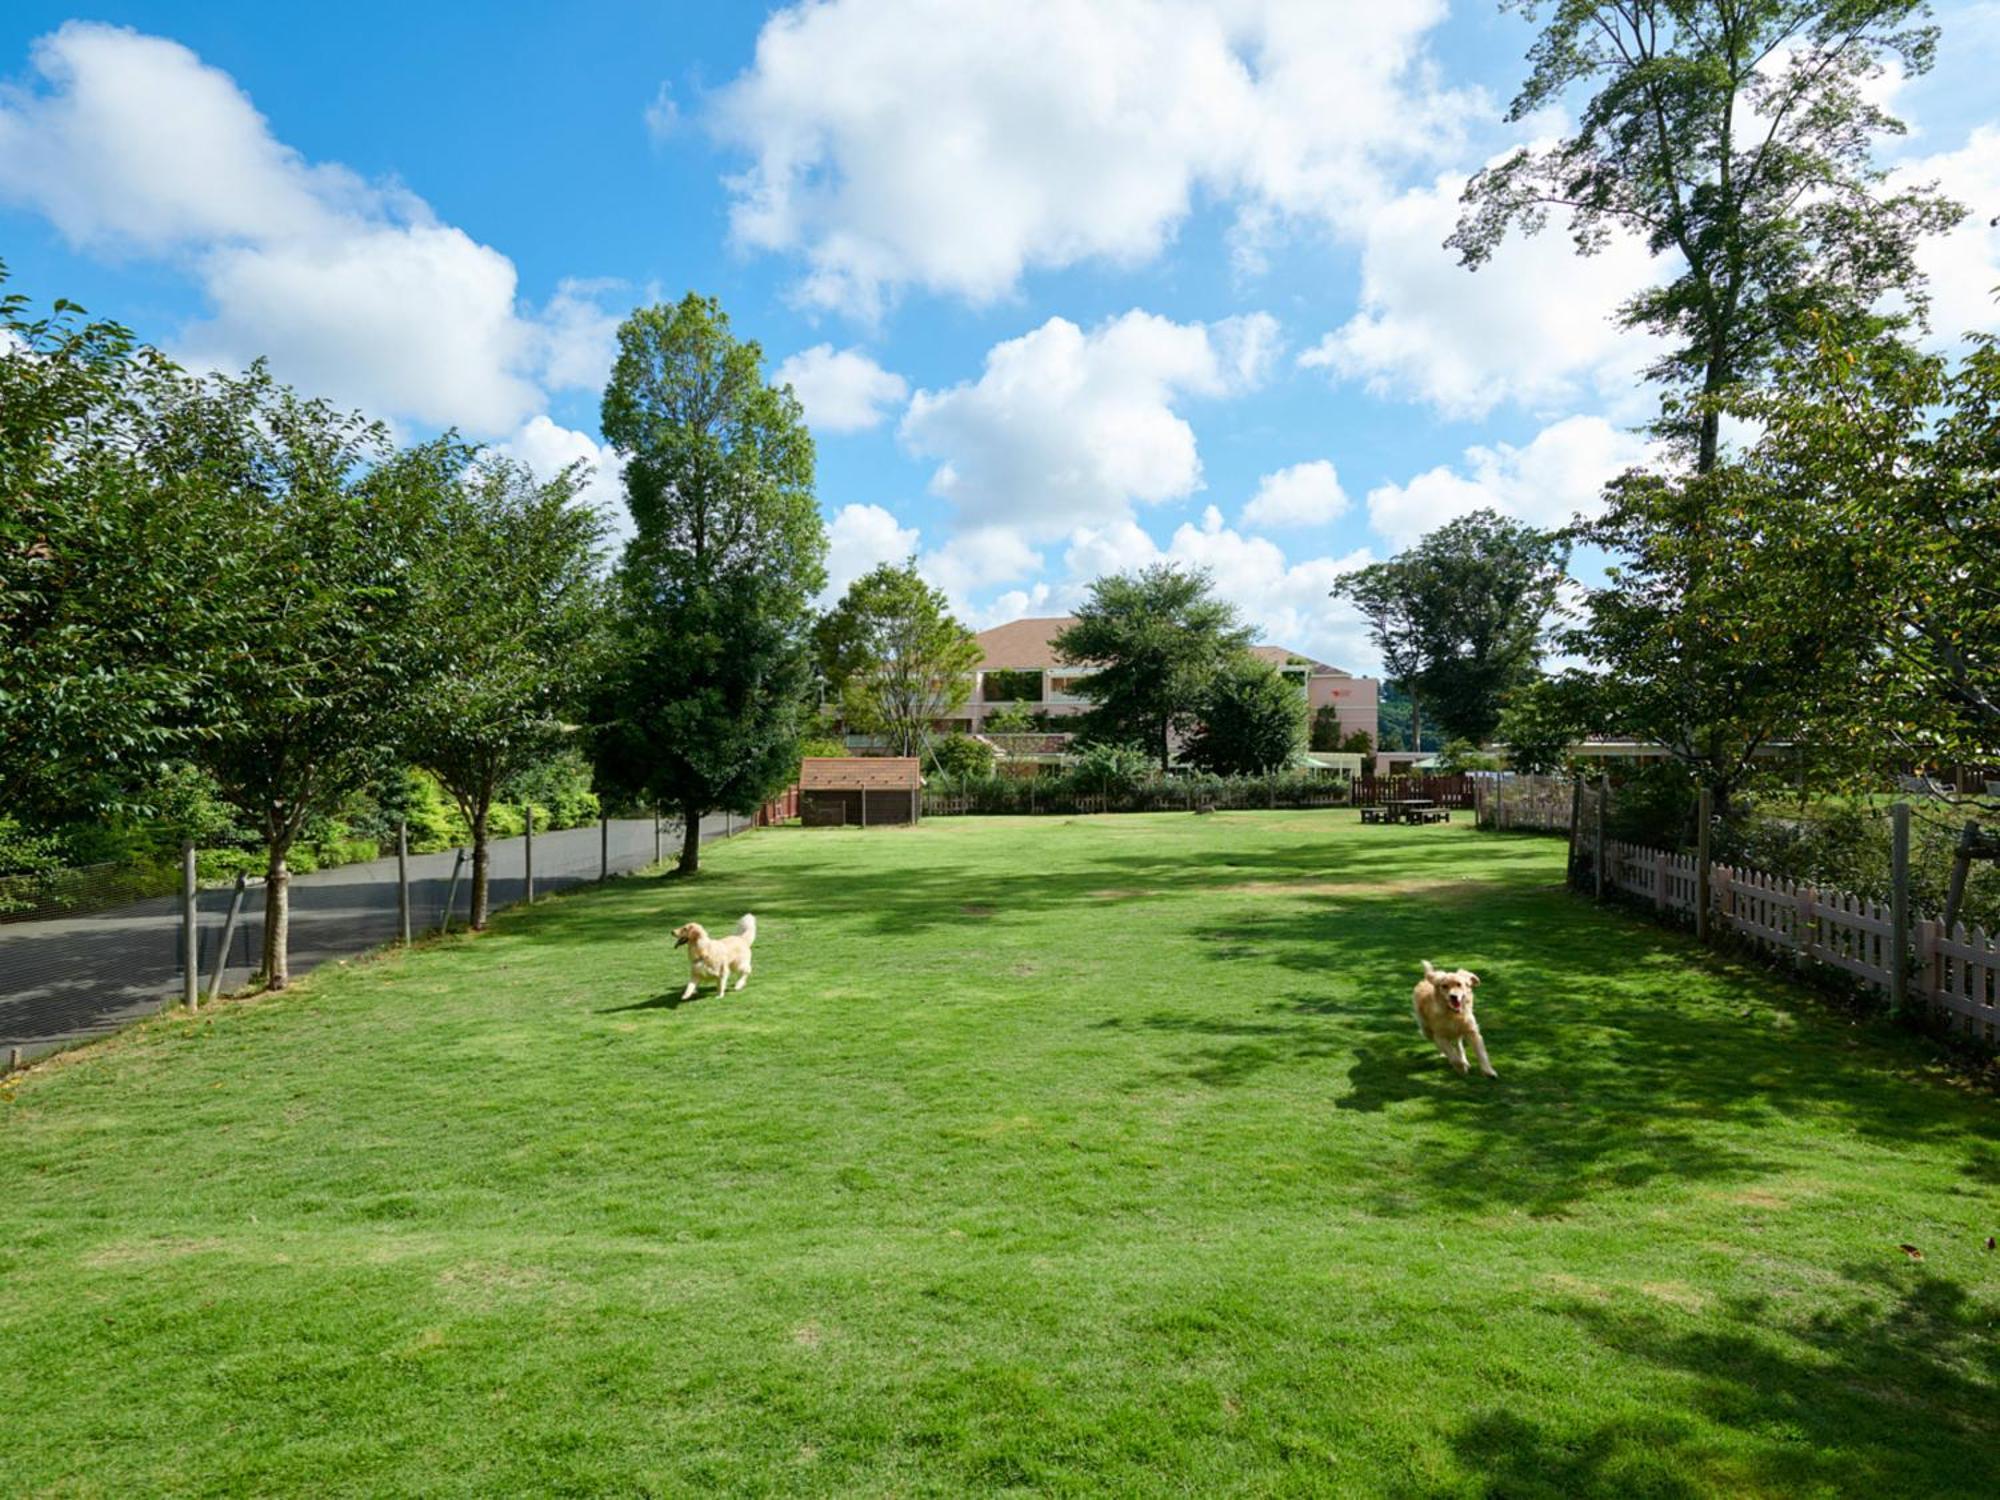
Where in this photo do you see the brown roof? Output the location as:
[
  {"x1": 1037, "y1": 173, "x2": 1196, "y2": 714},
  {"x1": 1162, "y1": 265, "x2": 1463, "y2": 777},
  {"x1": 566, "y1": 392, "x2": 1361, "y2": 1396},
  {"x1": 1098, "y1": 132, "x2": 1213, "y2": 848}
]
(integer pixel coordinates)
[
  {"x1": 975, "y1": 617, "x2": 1353, "y2": 677},
  {"x1": 974, "y1": 616, "x2": 1081, "y2": 670},
  {"x1": 799, "y1": 756, "x2": 923, "y2": 791},
  {"x1": 1248, "y1": 644, "x2": 1348, "y2": 677}
]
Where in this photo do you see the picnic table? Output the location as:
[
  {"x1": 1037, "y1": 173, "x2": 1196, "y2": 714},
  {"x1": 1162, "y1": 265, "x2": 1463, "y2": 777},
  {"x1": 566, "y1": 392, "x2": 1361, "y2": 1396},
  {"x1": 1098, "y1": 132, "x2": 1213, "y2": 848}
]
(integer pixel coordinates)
[{"x1": 1359, "y1": 798, "x2": 1451, "y2": 826}]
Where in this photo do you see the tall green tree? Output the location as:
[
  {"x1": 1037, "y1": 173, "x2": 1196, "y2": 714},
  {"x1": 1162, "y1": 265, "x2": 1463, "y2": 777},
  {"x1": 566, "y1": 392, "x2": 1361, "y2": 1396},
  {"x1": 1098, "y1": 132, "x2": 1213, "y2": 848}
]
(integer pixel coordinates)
[
  {"x1": 1054, "y1": 564, "x2": 1253, "y2": 772},
  {"x1": 1732, "y1": 327, "x2": 2000, "y2": 778},
  {"x1": 0, "y1": 270, "x2": 234, "y2": 817},
  {"x1": 1452, "y1": 1, "x2": 1960, "y2": 472},
  {"x1": 1561, "y1": 456, "x2": 1875, "y2": 817},
  {"x1": 1336, "y1": 511, "x2": 1567, "y2": 746},
  {"x1": 1182, "y1": 655, "x2": 1308, "y2": 776},
  {"x1": 1334, "y1": 566, "x2": 1427, "y2": 753},
  {"x1": 407, "y1": 456, "x2": 609, "y2": 930},
  {"x1": 814, "y1": 560, "x2": 981, "y2": 761},
  {"x1": 591, "y1": 294, "x2": 826, "y2": 873},
  {"x1": 183, "y1": 371, "x2": 450, "y2": 987}
]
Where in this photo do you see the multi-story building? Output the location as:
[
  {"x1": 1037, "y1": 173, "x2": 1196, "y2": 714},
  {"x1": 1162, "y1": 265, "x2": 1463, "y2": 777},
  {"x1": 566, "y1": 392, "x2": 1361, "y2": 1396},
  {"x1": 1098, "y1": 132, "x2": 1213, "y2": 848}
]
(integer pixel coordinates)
[{"x1": 946, "y1": 616, "x2": 1378, "y2": 748}]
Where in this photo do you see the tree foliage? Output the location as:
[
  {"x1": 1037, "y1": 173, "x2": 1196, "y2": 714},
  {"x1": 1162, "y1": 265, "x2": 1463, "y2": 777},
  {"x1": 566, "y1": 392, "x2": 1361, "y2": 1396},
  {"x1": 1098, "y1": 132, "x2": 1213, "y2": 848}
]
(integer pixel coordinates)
[
  {"x1": 1731, "y1": 327, "x2": 2000, "y2": 779},
  {"x1": 1182, "y1": 655, "x2": 1308, "y2": 776},
  {"x1": 407, "y1": 456, "x2": 608, "y2": 928},
  {"x1": 1336, "y1": 511, "x2": 1567, "y2": 746},
  {"x1": 181, "y1": 370, "x2": 451, "y2": 986},
  {"x1": 0, "y1": 269, "x2": 238, "y2": 817},
  {"x1": 1453, "y1": 1, "x2": 1960, "y2": 471},
  {"x1": 1560, "y1": 453, "x2": 1875, "y2": 816},
  {"x1": 591, "y1": 294, "x2": 827, "y2": 872},
  {"x1": 815, "y1": 560, "x2": 981, "y2": 759},
  {"x1": 1055, "y1": 564, "x2": 1253, "y2": 771}
]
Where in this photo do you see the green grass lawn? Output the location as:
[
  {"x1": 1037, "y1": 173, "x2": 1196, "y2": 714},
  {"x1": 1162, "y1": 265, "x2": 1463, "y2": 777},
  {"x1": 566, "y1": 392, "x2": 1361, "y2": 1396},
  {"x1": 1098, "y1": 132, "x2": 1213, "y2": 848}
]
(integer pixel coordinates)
[{"x1": 4, "y1": 813, "x2": 1997, "y2": 1497}]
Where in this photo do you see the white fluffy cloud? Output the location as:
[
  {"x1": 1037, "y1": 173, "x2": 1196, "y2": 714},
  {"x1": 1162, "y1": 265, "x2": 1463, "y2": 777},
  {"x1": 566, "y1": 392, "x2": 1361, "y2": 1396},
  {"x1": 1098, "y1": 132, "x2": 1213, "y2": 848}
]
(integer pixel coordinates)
[
  {"x1": 774, "y1": 344, "x2": 909, "y2": 433},
  {"x1": 1240, "y1": 459, "x2": 1349, "y2": 529},
  {"x1": 1299, "y1": 166, "x2": 1659, "y2": 420},
  {"x1": 1902, "y1": 124, "x2": 2000, "y2": 340},
  {"x1": 822, "y1": 502, "x2": 921, "y2": 602},
  {"x1": 1062, "y1": 508, "x2": 1376, "y2": 668},
  {"x1": 494, "y1": 415, "x2": 628, "y2": 540},
  {"x1": 0, "y1": 22, "x2": 613, "y2": 437},
  {"x1": 1364, "y1": 414, "x2": 1648, "y2": 549},
  {"x1": 712, "y1": 0, "x2": 1471, "y2": 316},
  {"x1": 900, "y1": 309, "x2": 1277, "y2": 538}
]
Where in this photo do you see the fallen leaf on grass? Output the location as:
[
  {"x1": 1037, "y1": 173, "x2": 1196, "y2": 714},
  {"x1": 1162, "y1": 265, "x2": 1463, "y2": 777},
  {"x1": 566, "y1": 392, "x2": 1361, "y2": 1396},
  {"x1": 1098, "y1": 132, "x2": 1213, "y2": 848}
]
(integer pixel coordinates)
[{"x1": 1898, "y1": 1244, "x2": 1925, "y2": 1261}]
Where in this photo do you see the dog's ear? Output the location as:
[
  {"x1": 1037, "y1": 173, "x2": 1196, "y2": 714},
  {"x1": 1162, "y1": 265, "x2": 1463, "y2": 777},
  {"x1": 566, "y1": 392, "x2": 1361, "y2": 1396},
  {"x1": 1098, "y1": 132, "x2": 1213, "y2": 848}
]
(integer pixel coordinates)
[
  {"x1": 1465, "y1": 971, "x2": 1481, "y2": 987},
  {"x1": 1422, "y1": 960, "x2": 1438, "y2": 978}
]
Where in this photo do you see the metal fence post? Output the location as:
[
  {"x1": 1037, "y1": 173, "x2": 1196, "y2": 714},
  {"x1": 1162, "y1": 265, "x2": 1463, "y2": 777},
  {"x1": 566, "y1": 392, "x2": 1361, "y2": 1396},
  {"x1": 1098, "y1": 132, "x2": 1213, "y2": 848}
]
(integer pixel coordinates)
[
  {"x1": 600, "y1": 815, "x2": 609, "y2": 881},
  {"x1": 1890, "y1": 801, "x2": 1911, "y2": 1018},
  {"x1": 1695, "y1": 787, "x2": 1713, "y2": 944},
  {"x1": 524, "y1": 805, "x2": 535, "y2": 905},
  {"x1": 206, "y1": 873, "x2": 248, "y2": 1005},
  {"x1": 396, "y1": 820, "x2": 412, "y2": 946},
  {"x1": 1566, "y1": 778, "x2": 1583, "y2": 885},
  {"x1": 440, "y1": 849, "x2": 466, "y2": 934},
  {"x1": 181, "y1": 840, "x2": 199, "y2": 1010},
  {"x1": 654, "y1": 810, "x2": 663, "y2": 867}
]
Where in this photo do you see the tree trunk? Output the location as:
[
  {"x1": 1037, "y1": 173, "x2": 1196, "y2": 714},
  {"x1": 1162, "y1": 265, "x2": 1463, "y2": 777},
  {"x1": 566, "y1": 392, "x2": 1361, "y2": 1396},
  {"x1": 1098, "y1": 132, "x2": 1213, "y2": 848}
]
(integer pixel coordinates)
[
  {"x1": 469, "y1": 807, "x2": 491, "y2": 931},
  {"x1": 679, "y1": 803, "x2": 702, "y2": 874},
  {"x1": 1410, "y1": 693, "x2": 1423, "y2": 756},
  {"x1": 1160, "y1": 718, "x2": 1172, "y2": 774},
  {"x1": 261, "y1": 846, "x2": 291, "y2": 990}
]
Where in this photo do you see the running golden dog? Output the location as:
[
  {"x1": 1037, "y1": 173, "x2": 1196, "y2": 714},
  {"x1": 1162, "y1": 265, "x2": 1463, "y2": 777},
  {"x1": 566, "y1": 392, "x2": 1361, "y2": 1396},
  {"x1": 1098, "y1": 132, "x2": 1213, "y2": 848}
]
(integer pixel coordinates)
[
  {"x1": 672, "y1": 914, "x2": 757, "y2": 1001},
  {"x1": 1412, "y1": 960, "x2": 1496, "y2": 1077}
]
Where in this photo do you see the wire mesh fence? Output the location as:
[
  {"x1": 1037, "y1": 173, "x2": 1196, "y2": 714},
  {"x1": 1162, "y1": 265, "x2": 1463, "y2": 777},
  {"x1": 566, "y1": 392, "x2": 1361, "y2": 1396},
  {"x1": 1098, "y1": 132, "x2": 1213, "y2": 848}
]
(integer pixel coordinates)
[{"x1": 1, "y1": 814, "x2": 731, "y2": 1069}]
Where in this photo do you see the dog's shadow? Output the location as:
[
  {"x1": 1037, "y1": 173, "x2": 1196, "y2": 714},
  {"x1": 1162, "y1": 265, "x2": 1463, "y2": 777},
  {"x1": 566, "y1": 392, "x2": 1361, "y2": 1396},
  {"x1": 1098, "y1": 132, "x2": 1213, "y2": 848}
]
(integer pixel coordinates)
[{"x1": 597, "y1": 990, "x2": 703, "y2": 1014}]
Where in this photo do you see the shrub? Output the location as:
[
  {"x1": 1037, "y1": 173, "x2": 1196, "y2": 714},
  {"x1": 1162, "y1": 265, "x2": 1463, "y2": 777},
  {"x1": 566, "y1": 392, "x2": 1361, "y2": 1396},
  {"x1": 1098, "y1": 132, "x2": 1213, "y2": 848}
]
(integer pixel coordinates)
[
  {"x1": 929, "y1": 733, "x2": 996, "y2": 779},
  {"x1": 1064, "y1": 743, "x2": 1154, "y2": 795},
  {"x1": 1437, "y1": 740, "x2": 1503, "y2": 774},
  {"x1": 983, "y1": 705, "x2": 1040, "y2": 735}
]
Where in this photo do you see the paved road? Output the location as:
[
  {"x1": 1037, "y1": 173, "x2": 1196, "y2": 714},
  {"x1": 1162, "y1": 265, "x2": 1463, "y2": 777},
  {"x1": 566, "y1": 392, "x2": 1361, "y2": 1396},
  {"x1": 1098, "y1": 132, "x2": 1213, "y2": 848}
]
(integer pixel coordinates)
[{"x1": 1, "y1": 813, "x2": 744, "y2": 1065}]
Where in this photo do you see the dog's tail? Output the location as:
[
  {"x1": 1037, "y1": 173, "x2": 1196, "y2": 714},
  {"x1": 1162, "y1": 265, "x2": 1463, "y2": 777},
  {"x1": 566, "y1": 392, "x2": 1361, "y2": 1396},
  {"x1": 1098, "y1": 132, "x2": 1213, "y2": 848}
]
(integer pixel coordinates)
[
  {"x1": 737, "y1": 913, "x2": 757, "y2": 945},
  {"x1": 1421, "y1": 958, "x2": 1438, "y2": 979}
]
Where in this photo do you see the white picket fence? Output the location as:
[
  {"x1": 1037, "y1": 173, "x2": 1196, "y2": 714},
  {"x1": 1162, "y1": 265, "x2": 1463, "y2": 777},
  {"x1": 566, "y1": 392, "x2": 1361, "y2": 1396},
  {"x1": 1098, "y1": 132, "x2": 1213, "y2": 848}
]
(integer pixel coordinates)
[{"x1": 1595, "y1": 836, "x2": 1998, "y2": 1045}]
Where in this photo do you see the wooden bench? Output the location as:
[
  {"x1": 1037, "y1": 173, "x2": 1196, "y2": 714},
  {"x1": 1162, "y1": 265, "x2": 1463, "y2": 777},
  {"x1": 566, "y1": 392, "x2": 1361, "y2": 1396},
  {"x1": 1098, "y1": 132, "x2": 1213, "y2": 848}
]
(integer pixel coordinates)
[{"x1": 1359, "y1": 808, "x2": 1385, "y2": 825}]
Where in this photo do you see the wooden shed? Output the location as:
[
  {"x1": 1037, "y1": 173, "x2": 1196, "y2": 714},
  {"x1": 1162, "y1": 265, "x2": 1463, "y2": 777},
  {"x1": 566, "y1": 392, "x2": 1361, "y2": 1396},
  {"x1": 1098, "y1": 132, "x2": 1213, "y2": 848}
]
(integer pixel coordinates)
[{"x1": 799, "y1": 757, "x2": 924, "y2": 828}]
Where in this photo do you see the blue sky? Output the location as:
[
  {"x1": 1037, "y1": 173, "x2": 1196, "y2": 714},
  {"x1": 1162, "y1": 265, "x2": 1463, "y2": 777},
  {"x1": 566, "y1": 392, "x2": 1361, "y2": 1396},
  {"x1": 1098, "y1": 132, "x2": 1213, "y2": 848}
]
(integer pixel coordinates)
[{"x1": 4, "y1": 1, "x2": 1998, "y2": 672}]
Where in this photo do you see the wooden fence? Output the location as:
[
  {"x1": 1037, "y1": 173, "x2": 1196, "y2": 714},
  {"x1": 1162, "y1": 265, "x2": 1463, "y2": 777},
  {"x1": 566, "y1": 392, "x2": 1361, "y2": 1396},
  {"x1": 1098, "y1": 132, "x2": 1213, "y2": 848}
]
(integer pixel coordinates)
[
  {"x1": 754, "y1": 785, "x2": 799, "y2": 826},
  {"x1": 1352, "y1": 774, "x2": 1476, "y2": 809},
  {"x1": 1584, "y1": 831, "x2": 1997, "y2": 1047},
  {"x1": 1474, "y1": 775, "x2": 1573, "y2": 833}
]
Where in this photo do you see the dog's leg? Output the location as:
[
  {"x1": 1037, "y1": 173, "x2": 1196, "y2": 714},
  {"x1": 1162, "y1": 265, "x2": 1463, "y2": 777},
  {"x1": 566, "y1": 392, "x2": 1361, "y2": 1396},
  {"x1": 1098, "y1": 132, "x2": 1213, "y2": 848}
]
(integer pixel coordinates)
[
  {"x1": 734, "y1": 970, "x2": 749, "y2": 992},
  {"x1": 717, "y1": 968, "x2": 730, "y2": 999},
  {"x1": 681, "y1": 979, "x2": 698, "y2": 1001},
  {"x1": 1469, "y1": 1027, "x2": 1497, "y2": 1078},
  {"x1": 1448, "y1": 1038, "x2": 1470, "y2": 1075}
]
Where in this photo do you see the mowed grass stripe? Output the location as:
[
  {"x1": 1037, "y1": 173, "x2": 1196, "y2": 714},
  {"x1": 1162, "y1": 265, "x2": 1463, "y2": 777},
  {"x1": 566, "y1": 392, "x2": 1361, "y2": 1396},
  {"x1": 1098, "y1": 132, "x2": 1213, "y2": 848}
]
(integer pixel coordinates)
[{"x1": 2, "y1": 813, "x2": 1995, "y2": 1497}]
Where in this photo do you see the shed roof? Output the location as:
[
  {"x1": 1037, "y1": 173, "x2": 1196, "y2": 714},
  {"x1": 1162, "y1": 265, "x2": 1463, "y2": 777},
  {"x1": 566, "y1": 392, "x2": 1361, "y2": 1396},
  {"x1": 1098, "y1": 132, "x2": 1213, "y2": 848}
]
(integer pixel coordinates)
[{"x1": 799, "y1": 756, "x2": 923, "y2": 791}]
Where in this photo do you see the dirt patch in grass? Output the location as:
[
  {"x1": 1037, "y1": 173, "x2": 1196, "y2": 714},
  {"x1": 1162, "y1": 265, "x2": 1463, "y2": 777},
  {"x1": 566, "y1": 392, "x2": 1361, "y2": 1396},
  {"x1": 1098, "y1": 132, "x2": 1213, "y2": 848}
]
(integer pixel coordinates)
[
  {"x1": 437, "y1": 1260, "x2": 555, "y2": 1304},
  {"x1": 82, "y1": 1236, "x2": 226, "y2": 1269}
]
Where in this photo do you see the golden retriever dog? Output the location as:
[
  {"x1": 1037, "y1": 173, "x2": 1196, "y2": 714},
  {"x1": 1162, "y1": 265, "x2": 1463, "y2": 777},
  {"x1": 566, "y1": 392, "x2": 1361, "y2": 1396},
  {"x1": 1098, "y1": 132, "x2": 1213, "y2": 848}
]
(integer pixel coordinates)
[
  {"x1": 1412, "y1": 960, "x2": 1496, "y2": 1078},
  {"x1": 672, "y1": 914, "x2": 757, "y2": 1001}
]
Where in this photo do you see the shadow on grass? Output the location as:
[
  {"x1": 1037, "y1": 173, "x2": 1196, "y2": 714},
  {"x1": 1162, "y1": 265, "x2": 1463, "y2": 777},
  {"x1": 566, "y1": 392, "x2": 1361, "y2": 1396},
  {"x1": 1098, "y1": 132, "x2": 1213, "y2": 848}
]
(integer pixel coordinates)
[
  {"x1": 1113, "y1": 879, "x2": 1992, "y2": 1217},
  {"x1": 596, "y1": 990, "x2": 702, "y2": 1014},
  {"x1": 1429, "y1": 1263, "x2": 1999, "y2": 1498}
]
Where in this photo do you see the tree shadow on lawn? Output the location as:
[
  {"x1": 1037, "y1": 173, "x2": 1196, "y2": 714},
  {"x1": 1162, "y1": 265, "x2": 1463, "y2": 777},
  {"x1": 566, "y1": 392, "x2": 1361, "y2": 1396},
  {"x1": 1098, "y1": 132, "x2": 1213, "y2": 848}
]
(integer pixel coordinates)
[
  {"x1": 1429, "y1": 1263, "x2": 1999, "y2": 1498},
  {"x1": 1113, "y1": 885, "x2": 2000, "y2": 1218},
  {"x1": 517, "y1": 821, "x2": 1548, "y2": 945}
]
